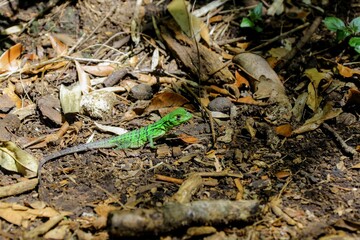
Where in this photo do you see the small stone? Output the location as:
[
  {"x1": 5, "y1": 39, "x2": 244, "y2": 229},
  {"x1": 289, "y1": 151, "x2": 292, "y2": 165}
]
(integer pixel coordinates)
[
  {"x1": 208, "y1": 97, "x2": 233, "y2": 113},
  {"x1": 130, "y1": 84, "x2": 153, "y2": 100},
  {"x1": 80, "y1": 91, "x2": 117, "y2": 119}
]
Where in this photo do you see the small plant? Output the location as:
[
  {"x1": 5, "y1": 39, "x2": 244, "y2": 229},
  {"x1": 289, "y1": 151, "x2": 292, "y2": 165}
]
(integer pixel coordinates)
[
  {"x1": 323, "y1": 16, "x2": 360, "y2": 54},
  {"x1": 240, "y1": 3, "x2": 263, "y2": 32}
]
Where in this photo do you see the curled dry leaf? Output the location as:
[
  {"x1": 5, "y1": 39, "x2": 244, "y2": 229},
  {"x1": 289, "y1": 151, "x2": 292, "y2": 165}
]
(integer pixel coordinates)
[
  {"x1": 75, "y1": 60, "x2": 91, "y2": 94},
  {"x1": 47, "y1": 34, "x2": 68, "y2": 56},
  {"x1": 82, "y1": 64, "x2": 116, "y2": 77},
  {"x1": 0, "y1": 43, "x2": 23, "y2": 74},
  {"x1": 0, "y1": 141, "x2": 38, "y2": 177}
]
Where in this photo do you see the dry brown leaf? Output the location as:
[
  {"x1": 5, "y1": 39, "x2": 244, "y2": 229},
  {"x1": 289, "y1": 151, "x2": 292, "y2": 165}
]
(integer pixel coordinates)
[
  {"x1": 337, "y1": 64, "x2": 360, "y2": 77},
  {"x1": 3, "y1": 82, "x2": 22, "y2": 109},
  {"x1": 47, "y1": 34, "x2": 68, "y2": 56},
  {"x1": 146, "y1": 92, "x2": 191, "y2": 113},
  {"x1": 82, "y1": 64, "x2": 116, "y2": 77},
  {"x1": 178, "y1": 133, "x2": 198, "y2": 144},
  {"x1": 275, "y1": 170, "x2": 291, "y2": 179},
  {"x1": 0, "y1": 43, "x2": 23, "y2": 73},
  {"x1": 275, "y1": 124, "x2": 292, "y2": 137}
]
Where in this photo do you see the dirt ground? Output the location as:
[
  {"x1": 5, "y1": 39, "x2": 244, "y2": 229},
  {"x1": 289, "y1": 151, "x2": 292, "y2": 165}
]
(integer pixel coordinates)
[{"x1": 0, "y1": 0, "x2": 359, "y2": 239}]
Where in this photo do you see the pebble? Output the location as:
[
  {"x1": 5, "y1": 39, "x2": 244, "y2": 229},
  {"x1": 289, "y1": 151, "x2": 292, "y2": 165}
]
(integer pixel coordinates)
[
  {"x1": 130, "y1": 84, "x2": 153, "y2": 100},
  {"x1": 208, "y1": 97, "x2": 233, "y2": 113}
]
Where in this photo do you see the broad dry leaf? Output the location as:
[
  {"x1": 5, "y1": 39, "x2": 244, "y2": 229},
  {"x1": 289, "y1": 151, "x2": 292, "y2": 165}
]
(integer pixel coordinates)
[
  {"x1": 0, "y1": 43, "x2": 23, "y2": 74},
  {"x1": 167, "y1": 0, "x2": 210, "y2": 45},
  {"x1": 146, "y1": 92, "x2": 191, "y2": 113},
  {"x1": 0, "y1": 141, "x2": 38, "y2": 177}
]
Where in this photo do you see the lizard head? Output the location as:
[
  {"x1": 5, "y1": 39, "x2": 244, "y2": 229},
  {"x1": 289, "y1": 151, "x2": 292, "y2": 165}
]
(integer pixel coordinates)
[{"x1": 164, "y1": 107, "x2": 192, "y2": 127}]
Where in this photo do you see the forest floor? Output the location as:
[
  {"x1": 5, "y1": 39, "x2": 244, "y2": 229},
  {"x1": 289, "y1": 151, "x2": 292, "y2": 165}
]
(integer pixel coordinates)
[{"x1": 0, "y1": 0, "x2": 359, "y2": 239}]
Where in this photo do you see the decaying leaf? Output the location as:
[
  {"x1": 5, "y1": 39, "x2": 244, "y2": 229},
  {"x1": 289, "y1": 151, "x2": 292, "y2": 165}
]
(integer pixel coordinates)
[
  {"x1": 167, "y1": 0, "x2": 211, "y2": 45},
  {"x1": 0, "y1": 141, "x2": 38, "y2": 177},
  {"x1": 292, "y1": 102, "x2": 342, "y2": 135},
  {"x1": 304, "y1": 68, "x2": 332, "y2": 112}
]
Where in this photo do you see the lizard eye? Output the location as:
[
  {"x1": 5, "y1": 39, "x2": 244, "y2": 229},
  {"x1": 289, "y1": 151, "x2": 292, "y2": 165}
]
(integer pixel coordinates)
[{"x1": 176, "y1": 115, "x2": 181, "y2": 121}]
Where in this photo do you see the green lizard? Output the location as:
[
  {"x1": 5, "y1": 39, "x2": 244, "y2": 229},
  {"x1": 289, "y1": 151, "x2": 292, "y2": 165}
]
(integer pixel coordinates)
[{"x1": 38, "y1": 107, "x2": 192, "y2": 181}]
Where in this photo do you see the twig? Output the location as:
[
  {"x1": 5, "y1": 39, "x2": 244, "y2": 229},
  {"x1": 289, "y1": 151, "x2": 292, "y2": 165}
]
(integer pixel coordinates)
[
  {"x1": 322, "y1": 123, "x2": 359, "y2": 156},
  {"x1": 249, "y1": 22, "x2": 310, "y2": 51},
  {"x1": 275, "y1": 16, "x2": 322, "y2": 71}
]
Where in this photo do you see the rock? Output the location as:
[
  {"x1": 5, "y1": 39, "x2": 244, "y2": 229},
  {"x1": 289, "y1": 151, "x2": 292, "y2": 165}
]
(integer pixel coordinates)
[
  {"x1": 80, "y1": 91, "x2": 117, "y2": 119},
  {"x1": 130, "y1": 84, "x2": 153, "y2": 100},
  {"x1": 208, "y1": 97, "x2": 233, "y2": 113}
]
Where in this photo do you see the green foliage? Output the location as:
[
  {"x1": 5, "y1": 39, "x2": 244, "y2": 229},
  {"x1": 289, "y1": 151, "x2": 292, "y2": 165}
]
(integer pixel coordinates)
[
  {"x1": 323, "y1": 16, "x2": 360, "y2": 54},
  {"x1": 240, "y1": 3, "x2": 263, "y2": 32}
]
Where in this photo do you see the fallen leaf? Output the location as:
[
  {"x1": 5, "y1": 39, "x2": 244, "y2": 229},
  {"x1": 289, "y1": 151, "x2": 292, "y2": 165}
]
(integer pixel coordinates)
[
  {"x1": 75, "y1": 60, "x2": 91, "y2": 94},
  {"x1": 0, "y1": 43, "x2": 23, "y2": 73},
  {"x1": 146, "y1": 92, "x2": 191, "y2": 113},
  {"x1": 178, "y1": 133, "x2": 197, "y2": 144},
  {"x1": 275, "y1": 170, "x2": 291, "y2": 179},
  {"x1": 47, "y1": 34, "x2": 68, "y2": 56},
  {"x1": 337, "y1": 63, "x2": 360, "y2": 78},
  {"x1": 82, "y1": 64, "x2": 116, "y2": 77},
  {"x1": 0, "y1": 141, "x2": 38, "y2": 177},
  {"x1": 275, "y1": 124, "x2": 292, "y2": 137}
]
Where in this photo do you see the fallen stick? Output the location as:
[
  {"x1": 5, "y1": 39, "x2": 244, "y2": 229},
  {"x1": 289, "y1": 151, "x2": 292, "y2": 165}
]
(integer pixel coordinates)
[{"x1": 107, "y1": 199, "x2": 259, "y2": 237}]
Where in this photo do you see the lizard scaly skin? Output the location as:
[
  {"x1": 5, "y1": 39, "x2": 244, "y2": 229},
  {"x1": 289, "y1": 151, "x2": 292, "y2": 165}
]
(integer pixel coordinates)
[{"x1": 38, "y1": 107, "x2": 192, "y2": 183}]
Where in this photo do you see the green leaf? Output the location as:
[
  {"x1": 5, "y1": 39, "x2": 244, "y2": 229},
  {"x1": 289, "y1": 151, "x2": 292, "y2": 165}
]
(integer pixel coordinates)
[
  {"x1": 254, "y1": 25, "x2": 263, "y2": 32},
  {"x1": 240, "y1": 18, "x2": 254, "y2": 28},
  {"x1": 349, "y1": 37, "x2": 360, "y2": 54},
  {"x1": 323, "y1": 17, "x2": 346, "y2": 32},
  {"x1": 349, "y1": 37, "x2": 360, "y2": 47},
  {"x1": 349, "y1": 17, "x2": 360, "y2": 34},
  {"x1": 336, "y1": 29, "x2": 351, "y2": 41},
  {"x1": 251, "y1": 3, "x2": 263, "y2": 21}
]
